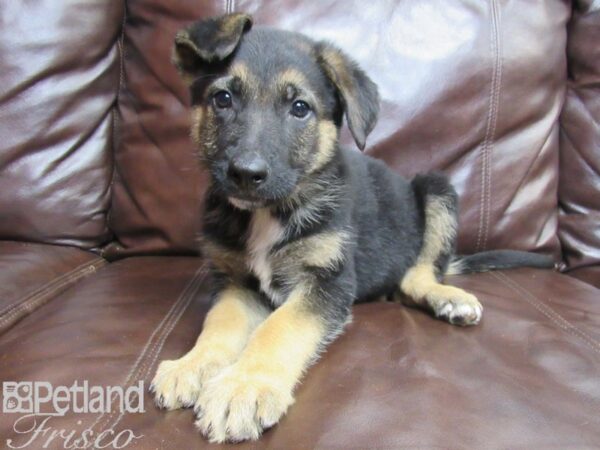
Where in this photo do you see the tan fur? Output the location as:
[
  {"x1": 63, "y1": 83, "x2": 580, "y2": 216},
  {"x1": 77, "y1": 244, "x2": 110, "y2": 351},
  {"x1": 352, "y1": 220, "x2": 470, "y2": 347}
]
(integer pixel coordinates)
[
  {"x1": 195, "y1": 285, "x2": 326, "y2": 443},
  {"x1": 264, "y1": 230, "x2": 348, "y2": 296},
  {"x1": 276, "y1": 68, "x2": 322, "y2": 114},
  {"x1": 311, "y1": 120, "x2": 338, "y2": 172},
  {"x1": 399, "y1": 196, "x2": 482, "y2": 326},
  {"x1": 444, "y1": 260, "x2": 464, "y2": 276},
  {"x1": 300, "y1": 230, "x2": 347, "y2": 269},
  {"x1": 318, "y1": 47, "x2": 365, "y2": 135},
  {"x1": 417, "y1": 196, "x2": 455, "y2": 264},
  {"x1": 320, "y1": 47, "x2": 351, "y2": 86},
  {"x1": 198, "y1": 107, "x2": 219, "y2": 157},
  {"x1": 217, "y1": 13, "x2": 250, "y2": 37},
  {"x1": 151, "y1": 286, "x2": 269, "y2": 410},
  {"x1": 229, "y1": 62, "x2": 253, "y2": 87},
  {"x1": 190, "y1": 106, "x2": 204, "y2": 146},
  {"x1": 319, "y1": 48, "x2": 357, "y2": 102},
  {"x1": 401, "y1": 264, "x2": 464, "y2": 303},
  {"x1": 200, "y1": 287, "x2": 268, "y2": 345},
  {"x1": 276, "y1": 68, "x2": 309, "y2": 90},
  {"x1": 238, "y1": 286, "x2": 324, "y2": 375},
  {"x1": 400, "y1": 264, "x2": 481, "y2": 322}
]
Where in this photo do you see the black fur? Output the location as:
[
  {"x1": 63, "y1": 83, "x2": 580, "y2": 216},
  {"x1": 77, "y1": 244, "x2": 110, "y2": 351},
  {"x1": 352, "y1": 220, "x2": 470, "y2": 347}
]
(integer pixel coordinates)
[
  {"x1": 176, "y1": 15, "x2": 554, "y2": 336},
  {"x1": 449, "y1": 250, "x2": 555, "y2": 274},
  {"x1": 154, "y1": 15, "x2": 559, "y2": 443},
  {"x1": 173, "y1": 13, "x2": 252, "y2": 74}
]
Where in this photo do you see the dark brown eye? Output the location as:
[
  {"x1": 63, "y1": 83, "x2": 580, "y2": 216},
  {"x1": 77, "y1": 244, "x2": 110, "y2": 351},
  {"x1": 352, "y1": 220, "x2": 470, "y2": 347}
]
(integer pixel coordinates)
[
  {"x1": 213, "y1": 90, "x2": 232, "y2": 109},
  {"x1": 290, "y1": 100, "x2": 310, "y2": 118}
]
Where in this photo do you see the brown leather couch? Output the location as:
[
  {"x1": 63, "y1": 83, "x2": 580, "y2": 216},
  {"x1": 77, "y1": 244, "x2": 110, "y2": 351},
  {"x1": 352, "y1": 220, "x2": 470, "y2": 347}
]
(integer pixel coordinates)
[{"x1": 1, "y1": 1, "x2": 599, "y2": 448}]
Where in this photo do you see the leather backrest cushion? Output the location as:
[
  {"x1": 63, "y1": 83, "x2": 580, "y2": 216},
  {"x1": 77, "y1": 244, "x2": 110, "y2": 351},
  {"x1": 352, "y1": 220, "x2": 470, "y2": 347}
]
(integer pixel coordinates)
[
  {"x1": 106, "y1": 0, "x2": 569, "y2": 258},
  {"x1": 0, "y1": 1, "x2": 123, "y2": 249},
  {"x1": 558, "y1": 2, "x2": 600, "y2": 285}
]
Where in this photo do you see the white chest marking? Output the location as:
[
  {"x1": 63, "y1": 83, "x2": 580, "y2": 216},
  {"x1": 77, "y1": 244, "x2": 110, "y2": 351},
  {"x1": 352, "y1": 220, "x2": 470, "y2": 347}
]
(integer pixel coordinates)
[{"x1": 247, "y1": 209, "x2": 285, "y2": 303}]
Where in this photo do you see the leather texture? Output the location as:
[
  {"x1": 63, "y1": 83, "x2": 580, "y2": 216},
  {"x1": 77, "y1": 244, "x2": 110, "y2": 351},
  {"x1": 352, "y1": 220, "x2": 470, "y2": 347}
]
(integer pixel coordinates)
[
  {"x1": 0, "y1": 258, "x2": 210, "y2": 447},
  {"x1": 1, "y1": 1, "x2": 599, "y2": 448},
  {"x1": 103, "y1": 1, "x2": 218, "y2": 258},
  {"x1": 104, "y1": 0, "x2": 568, "y2": 259},
  {"x1": 0, "y1": 241, "x2": 105, "y2": 334},
  {"x1": 0, "y1": 0, "x2": 123, "y2": 249},
  {"x1": 558, "y1": 1, "x2": 600, "y2": 288},
  {"x1": 0, "y1": 260, "x2": 598, "y2": 449}
]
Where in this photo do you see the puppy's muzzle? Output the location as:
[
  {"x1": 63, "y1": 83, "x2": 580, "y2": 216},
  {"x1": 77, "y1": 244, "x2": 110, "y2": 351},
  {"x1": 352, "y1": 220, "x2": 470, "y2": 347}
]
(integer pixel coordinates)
[{"x1": 227, "y1": 153, "x2": 268, "y2": 192}]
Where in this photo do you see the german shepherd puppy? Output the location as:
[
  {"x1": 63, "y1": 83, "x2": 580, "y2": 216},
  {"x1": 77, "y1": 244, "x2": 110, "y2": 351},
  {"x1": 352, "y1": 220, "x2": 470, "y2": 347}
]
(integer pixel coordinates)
[{"x1": 151, "y1": 13, "x2": 553, "y2": 443}]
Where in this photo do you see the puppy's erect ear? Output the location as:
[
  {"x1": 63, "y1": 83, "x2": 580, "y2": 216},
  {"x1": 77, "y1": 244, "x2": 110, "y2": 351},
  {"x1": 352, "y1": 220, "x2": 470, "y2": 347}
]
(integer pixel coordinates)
[
  {"x1": 173, "y1": 13, "x2": 253, "y2": 82},
  {"x1": 315, "y1": 43, "x2": 380, "y2": 150}
]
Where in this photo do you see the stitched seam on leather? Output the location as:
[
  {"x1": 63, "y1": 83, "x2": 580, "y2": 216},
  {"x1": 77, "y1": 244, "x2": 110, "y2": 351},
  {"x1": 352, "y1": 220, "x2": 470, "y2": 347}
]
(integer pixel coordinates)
[
  {"x1": 83, "y1": 264, "x2": 207, "y2": 444},
  {"x1": 0, "y1": 258, "x2": 99, "y2": 318},
  {"x1": 477, "y1": 0, "x2": 502, "y2": 251},
  {"x1": 0, "y1": 258, "x2": 107, "y2": 330},
  {"x1": 88, "y1": 266, "x2": 202, "y2": 433},
  {"x1": 93, "y1": 264, "x2": 207, "y2": 439},
  {"x1": 491, "y1": 271, "x2": 600, "y2": 354},
  {"x1": 99, "y1": 265, "x2": 208, "y2": 437},
  {"x1": 142, "y1": 268, "x2": 208, "y2": 384},
  {"x1": 484, "y1": 0, "x2": 502, "y2": 250},
  {"x1": 103, "y1": 2, "x2": 127, "y2": 256},
  {"x1": 0, "y1": 259, "x2": 103, "y2": 325},
  {"x1": 85, "y1": 264, "x2": 205, "y2": 438},
  {"x1": 0, "y1": 260, "x2": 95, "y2": 321}
]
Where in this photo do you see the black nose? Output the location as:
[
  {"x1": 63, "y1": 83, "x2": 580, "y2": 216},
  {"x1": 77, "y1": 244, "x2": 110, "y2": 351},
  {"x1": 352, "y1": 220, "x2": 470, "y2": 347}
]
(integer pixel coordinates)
[{"x1": 227, "y1": 155, "x2": 268, "y2": 189}]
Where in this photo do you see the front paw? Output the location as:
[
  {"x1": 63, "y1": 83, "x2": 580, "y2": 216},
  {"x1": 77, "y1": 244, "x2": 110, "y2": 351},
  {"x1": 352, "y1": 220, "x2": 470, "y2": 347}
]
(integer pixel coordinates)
[
  {"x1": 194, "y1": 365, "x2": 293, "y2": 443},
  {"x1": 150, "y1": 355, "x2": 227, "y2": 410}
]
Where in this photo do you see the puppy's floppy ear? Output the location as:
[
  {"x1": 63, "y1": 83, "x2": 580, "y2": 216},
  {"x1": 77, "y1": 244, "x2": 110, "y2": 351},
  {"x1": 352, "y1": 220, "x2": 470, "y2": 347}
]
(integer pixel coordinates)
[
  {"x1": 173, "y1": 13, "x2": 253, "y2": 82},
  {"x1": 315, "y1": 42, "x2": 380, "y2": 150}
]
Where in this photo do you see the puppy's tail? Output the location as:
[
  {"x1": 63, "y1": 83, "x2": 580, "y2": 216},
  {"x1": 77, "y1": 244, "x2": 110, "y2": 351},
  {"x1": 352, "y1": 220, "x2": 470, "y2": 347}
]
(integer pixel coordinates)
[{"x1": 446, "y1": 250, "x2": 555, "y2": 275}]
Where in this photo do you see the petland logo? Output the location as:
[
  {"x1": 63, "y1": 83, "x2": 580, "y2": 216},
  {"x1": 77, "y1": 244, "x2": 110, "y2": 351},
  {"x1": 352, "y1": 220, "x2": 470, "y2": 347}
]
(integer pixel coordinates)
[
  {"x1": 2, "y1": 381, "x2": 144, "y2": 449},
  {"x1": 3, "y1": 381, "x2": 145, "y2": 415}
]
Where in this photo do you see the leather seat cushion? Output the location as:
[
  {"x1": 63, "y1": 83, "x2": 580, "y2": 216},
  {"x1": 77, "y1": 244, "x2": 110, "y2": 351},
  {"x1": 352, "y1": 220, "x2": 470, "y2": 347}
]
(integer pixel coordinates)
[
  {"x1": 0, "y1": 241, "x2": 105, "y2": 335},
  {"x1": 1, "y1": 258, "x2": 598, "y2": 448}
]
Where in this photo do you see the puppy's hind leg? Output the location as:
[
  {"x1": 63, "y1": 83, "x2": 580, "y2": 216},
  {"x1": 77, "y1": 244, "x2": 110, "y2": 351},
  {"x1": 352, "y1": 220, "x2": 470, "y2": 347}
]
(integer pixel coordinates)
[{"x1": 398, "y1": 174, "x2": 482, "y2": 326}]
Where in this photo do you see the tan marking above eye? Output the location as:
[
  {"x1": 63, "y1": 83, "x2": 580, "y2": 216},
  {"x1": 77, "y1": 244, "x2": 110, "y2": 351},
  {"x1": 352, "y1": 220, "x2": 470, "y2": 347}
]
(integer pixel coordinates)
[
  {"x1": 276, "y1": 68, "x2": 309, "y2": 89},
  {"x1": 275, "y1": 69, "x2": 322, "y2": 113},
  {"x1": 227, "y1": 62, "x2": 258, "y2": 95},
  {"x1": 285, "y1": 85, "x2": 296, "y2": 101}
]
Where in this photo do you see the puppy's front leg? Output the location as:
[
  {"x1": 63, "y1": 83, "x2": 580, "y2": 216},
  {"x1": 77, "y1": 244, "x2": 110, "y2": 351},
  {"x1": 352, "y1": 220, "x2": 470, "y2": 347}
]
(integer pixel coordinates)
[
  {"x1": 151, "y1": 286, "x2": 269, "y2": 409},
  {"x1": 194, "y1": 285, "x2": 347, "y2": 443}
]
